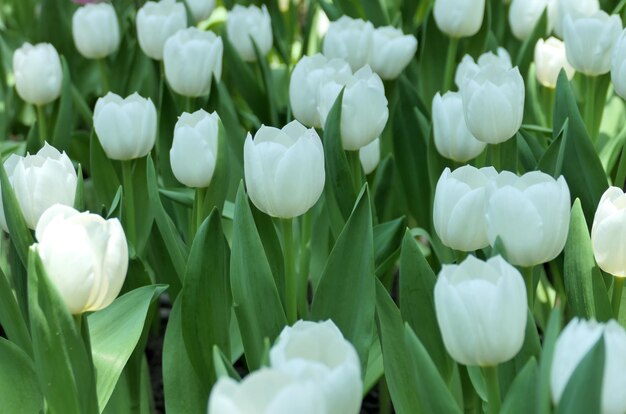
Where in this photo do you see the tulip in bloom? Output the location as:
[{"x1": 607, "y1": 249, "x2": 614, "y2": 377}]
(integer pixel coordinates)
[
  {"x1": 185, "y1": 0, "x2": 215, "y2": 23},
  {"x1": 486, "y1": 171, "x2": 571, "y2": 267},
  {"x1": 12, "y1": 43, "x2": 62, "y2": 105},
  {"x1": 369, "y1": 26, "x2": 417, "y2": 80},
  {"x1": 551, "y1": 318, "x2": 626, "y2": 414},
  {"x1": 359, "y1": 138, "x2": 380, "y2": 175},
  {"x1": 454, "y1": 48, "x2": 511, "y2": 90},
  {"x1": 136, "y1": 0, "x2": 187, "y2": 60},
  {"x1": 509, "y1": 0, "x2": 547, "y2": 40},
  {"x1": 244, "y1": 121, "x2": 325, "y2": 218},
  {"x1": 591, "y1": 187, "x2": 626, "y2": 277},
  {"x1": 611, "y1": 29, "x2": 626, "y2": 100},
  {"x1": 270, "y1": 320, "x2": 362, "y2": 414},
  {"x1": 93, "y1": 92, "x2": 157, "y2": 160},
  {"x1": 433, "y1": 166, "x2": 497, "y2": 251},
  {"x1": 434, "y1": 255, "x2": 528, "y2": 366},
  {"x1": 170, "y1": 110, "x2": 220, "y2": 188},
  {"x1": 289, "y1": 54, "x2": 352, "y2": 128},
  {"x1": 72, "y1": 2, "x2": 120, "y2": 59},
  {"x1": 433, "y1": 0, "x2": 486, "y2": 38},
  {"x1": 432, "y1": 91, "x2": 486, "y2": 162},
  {"x1": 34, "y1": 205, "x2": 128, "y2": 314},
  {"x1": 226, "y1": 5, "x2": 273, "y2": 62},
  {"x1": 551, "y1": 0, "x2": 599, "y2": 38},
  {"x1": 163, "y1": 27, "x2": 223, "y2": 97},
  {"x1": 563, "y1": 11, "x2": 622, "y2": 76},
  {"x1": 0, "y1": 143, "x2": 77, "y2": 232},
  {"x1": 534, "y1": 37, "x2": 575, "y2": 88},
  {"x1": 322, "y1": 16, "x2": 374, "y2": 71}
]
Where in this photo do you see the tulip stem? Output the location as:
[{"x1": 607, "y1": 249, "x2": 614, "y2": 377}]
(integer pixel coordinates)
[
  {"x1": 122, "y1": 160, "x2": 136, "y2": 252},
  {"x1": 347, "y1": 150, "x2": 363, "y2": 194},
  {"x1": 443, "y1": 37, "x2": 459, "y2": 92},
  {"x1": 482, "y1": 365, "x2": 501, "y2": 414},
  {"x1": 191, "y1": 187, "x2": 207, "y2": 240},
  {"x1": 98, "y1": 59, "x2": 109, "y2": 94},
  {"x1": 297, "y1": 211, "x2": 313, "y2": 315},
  {"x1": 490, "y1": 143, "x2": 501, "y2": 171},
  {"x1": 612, "y1": 277, "x2": 624, "y2": 318},
  {"x1": 282, "y1": 218, "x2": 297, "y2": 324},
  {"x1": 585, "y1": 76, "x2": 597, "y2": 141},
  {"x1": 522, "y1": 266, "x2": 535, "y2": 309},
  {"x1": 36, "y1": 104, "x2": 47, "y2": 147}
]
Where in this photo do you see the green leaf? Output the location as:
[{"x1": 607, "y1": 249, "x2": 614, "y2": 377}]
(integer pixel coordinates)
[
  {"x1": 128, "y1": 157, "x2": 154, "y2": 256},
  {"x1": 213, "y1": 345, "x2": 241, "y2": 381},
  {"x1": 0, "y1": 266, "x2": 31, "y2": 354},
  {"x1": 311, "y1": 186, "x2": 376, "y2": 368},
  {"x1": 51, "y1": 56, "x2": 74, "y2": 151},
  {"x1": 157, "y1": 74, "x2": 179, "y2": 187},
  {"x1": 0, "y1": 338, "x2": 41, "y2": 412},
  {"x1": 501, "y1": 358, "x2": 538, "y2": 414},
  {"x1": 536, "y1": 307, "x2": 562, "y2": 414},
  {"x1": 74, "y1": 164, "x2": 85, "y2": 211},
  {"x1": 361, "y1": 0, "x2": 389, "y2": 26},
  {"x1": 514, "y1": 10, "x2": 548, "y2": 78},
  {"x1": 201, "y1": 119, "x2": 230, "y2": 213},
  {"x1": 373, "y1": 217, "x2": 406, "y2": 274},
  {"x1": 88, "y1": 285, "x2": 166, "y2": 410},
  {"x1": 230, "y1": 183, "x2": 287, "y2": 370},
  {"x1": 89, "y1": 130, "x2": 121, "y2": 209}
]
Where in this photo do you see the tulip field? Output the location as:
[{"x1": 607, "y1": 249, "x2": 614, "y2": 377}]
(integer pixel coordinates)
[{"x1": 3, "y1": 0, "x2": 626, "y2": 412}]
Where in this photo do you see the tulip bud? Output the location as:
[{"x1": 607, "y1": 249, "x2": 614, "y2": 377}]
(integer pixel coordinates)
[
  {"x1": 551, "y1": 0, "x2": 599, "y2": 39},
  {"x1": 0, "y1": 143, "x2": 77, "y2": 232},
  {"x1": 289, "y1": 54, "x2": 352, "y2": 128},
  {"x1": 185, "y1": 0, "x2": 215, "y2": 23},
  {"x1": 208, "y1": 368, "x2": 328, "y2": 414},
  {"x1": 563, "y1": 11, "x2": 622, "y2": 76},
  {"x1": 433, "y1": 166, "x2": 497, "y2": 251},
  {"x1": 432, "y1": 92, "x2": 486, "y2": 162},
  {"x1": 534, "y1": 37, "x2": 575, "y2": 88},
  {"x1": 433, "y1": 0, "x2": 486, "y2": 38},
  {"x1": 455, "y1": 48, "x2": 512, "y2": 90},
  {"x1": 551, "y1": 318, "x2": 626, "y2": 414},
  {"x1": 244, "y1": 120, "x2": 325, "y2": 218},
  {"x1": 322, "y1": 16, "x2": 374, "y2": 71},
  {"x1": 270, "y1": 320, "x2": 362, "y2": 414},
  {"x1": 12, "y1": 43, "x2": 62, "y2": 106},
  {"x1": 72, "y1": 3, "x2": 120, "y2": 59},
  {"x1": 509, "y1": 0, "x2": 547, "y2": 40},
  {"x1": 136, "y1": 0, "x2": 187, "y2": 60},
  {"x1": 34, "y1": 204, "x2": 128, "y2": 314},
  {"x1": 94, "y1": 92, "x2": 157, "y2": 160},
  {"x1": 163, "y1": 27, "x2": 223, "y2": 97},
  {"x1": 434, "y1": 255, "x2": 528, "y2": 366},
  {"x1": 170, "y1": 110, "x2": 220, "y2": 188},
  {"x1": 359, "y1": 138, "x2": 380, "y2": 175},
  {"x1": 461, "y1": 64, "x2": 525, "y2": 144},
  {"x1": 591, "y1": 187, "x2": 626, "y2": 277},
  {"x1": 318, "y1": 65, "x2": 388, "y2": 151},
  {"x1": 611, "y1": 29, "x2": 626, "y2": 100},
  {"x1": 369, "y1": 26, "x2": 417, "y2": 80},
  {"x1": 486, "y1": 171, "x2": 571, "y2": 267},
  {"x1": 226, "y1": 4, "x2": 273, "y2": 62}
]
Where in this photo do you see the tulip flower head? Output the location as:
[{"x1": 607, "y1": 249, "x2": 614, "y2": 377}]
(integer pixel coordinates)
[
  {"x1": 455, "y1": 48, "x2": 512, "y2": 90},
  {"x1": 136, "y1": 0, "x2": 187, "y2": 60},
  {"x1": 534, "y1": 37, "x2": 575, "y2": 88},
  {"x1": 509, "y1": 0, "x2": 547, "y2": 40},
  {"x1": 185, "y1": 0, "x2": 215, "y2": 23},
  {"x1": 611, "y1": 29, "x2": 626, "y2": 100},
  {"x1": 323, "y1": 16, "x2": 374, "y2": 71},
  {"x1": 433, "y1": 0, "x2": 486, "y2": 38},
  {"x1": 72, "y1": 2, "x2": 120, "y2": 59},
  {"x1": 591, "y1": 187, "x2": 626, "y2": 277},
  {"x1": 226, "y1": 4, "x2": 273, "y2": 62},
  {"x1": 12, "y1": 42, "x2": 62, "y2": 106},
  {"x1": 369, "y1": 26, "x2": 417, "y2": 80}
]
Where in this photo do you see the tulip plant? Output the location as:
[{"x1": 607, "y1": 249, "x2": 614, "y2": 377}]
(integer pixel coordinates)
[{"x1": 3, "y1": 0, "x2": 626, "y2": 413}]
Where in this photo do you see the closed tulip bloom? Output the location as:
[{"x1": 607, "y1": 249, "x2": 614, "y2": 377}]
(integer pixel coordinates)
[
  {"x1": 136, "y1": 0, "x2": 187, "y2": 60},
  {"x1": 208, "y1": 368, "x2": 328, "y2": 414},
  {"x1": 591, "y1": 187, "x2": 626, "y2": 276},
  {"x1": 369, "y1": 26, "x2": 417, "y2": 80},
  {"x1": 432, "y1": 92, "x2": 486, "y2": 162},
  {"x1": 34, "y1": 205, "x2": 128, "y2": 314},
  {"x1": 486, "y1": 171, "x2": 571, "y2": 267},
  {"x1": 433, "y1": 0, "x2": 486, "y2": 38},
  {"x1": 170, "y1": 110, "x2": 220, "y2": 188},
  {"x1": 12, "y1": 43, "x2": 62, "y2": 105},
  {"x1": 270, "y1": 320, "x2": 362, "y2": 414},
  {"x1": 244, "y1": 121, "x2": 325, "y2": 218},
  {"x1": 185, "y1": 0, "x2": 215, "y2": 22},
  {"x1": 611, "y1": 29, "x2": 626, "y2": 100},
  {"x1": 509, "y1": 0, "x2": 547, "y2": 40},
  {"x1": 534, "y1": 37, "x2": 575, "y2": 88},
  {"x1": 433, "y1": 166, "x2": 497, "y2": 251},
  {"x1": 434, "y1": 255, "x2": 528, "y2": 366},
  {"x1": 552, "y1": 0, "x2": 599, "y2": 38},
  {"x1": 359, "y1": 138, "x2": 380, "y2": 175},
  {"x1": 455, "y1": 48, "x2": 512, "y2": 90},
  {"x1": 72, "y1": 3, "x2": 120, "y2": 59},
  {"x1": 163, "y1": 27, "x2": 223, "y2": 97},
  {"x1": 94, "y1": 92, "x2": 157, "y2": 160},
  {"x1": 551, "y1": 318, "x2": 626, "y2": 414},
  {"x1": 0, "y1": 143, "x2": 76, "y2": 232},
  {"x1": 323, "y1": 16, "x2": 374, "y2": 71},
  {"x1": 563, "y1": 11, "x2": 622, "y2": 76},
  {"x1": 227, "y1": 5, "x2": 272, "y2": 62},
  {"x1": 461, "y1": 64, "x2": 525, "y2": 144}
]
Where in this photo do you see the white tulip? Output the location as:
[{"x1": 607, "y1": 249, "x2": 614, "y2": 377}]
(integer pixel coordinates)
[
  {"x1": 226, "y1": 4, "x2": 273, "y2": 62},
  {"x1": 94, "y1": 92, "x2": 157, "y2": 160},
  {"x1": 433, "y1": 0, "x2": 486, "y2": 38},
  {"x1": 244, "y1": 120, "x2": 325, "y2": 218},
  {"x1": 552, "y1": 0, "x2": 599, "y2": 38},
  {"x1": 270, "y1": 320, "x2": 362, "y2": 414},
  {"x1": 170, "y1": 110, "x2": 220, "y2": 188},
  {"x1": 432, "y1": 91, "x2": 486, "y2": 162},
  {"x1": 455, "y1": 48, "x2": 512, "y2": 90},
  {"x1": 12, "y1": 43, "x2": 62, "y2": 106},
  {"x1": 509, "y1": 0, "x2": 547, "y2": 40},
  {"x1": 289, "y1": 54, "x2": 352, "y2": 128},
  {"x1": 534, "y1": 37, "x2": 575, "y2": 88},
  {"x1": 323, "y1": 16, "x2": 374, "y2": 71},
  {"x1": 486, "y1": 171, "x2": 571, "y2": 267},
  {"x1": 0, "y1": 143, "x2": 76, "y2": 232},
  {"x1": 359, "y1": 138, "x2": 380, "y2": 175},
  {"x1": 433, "y1": 166, "x2": 497, "y2": 251},
  {"x1": 434, "y1": 255, "x2": 528, "y2": 366},
  {"x1": 163, "y1": 27, "x2": 223, "y2": 97},
  {"x1": 136, "y1": 0, "x2": 187, "y2": 60},
  {"x1": 611, "y1": 29, "x2": 626, "y2": 100},
  {"x1": 72, "y1": 3, "x2": 120, "y2": 59},
  {"x1": 551, "y1": 318, "x2": 626, "y2": 414},
  {"x1": 563, "y1": 11, "x2": 622, "y2": 76},
  {"x1": 185, "y1": 0, "x2": 215, "y2": 22},
  {"x1": 591, "y1": 187, "x2": 626, "y2": 277},
  {"x1": 369, "y1": 26, "x2": 417, "y2": 80},
  {"x1": 34, "y1": 204, "x2": 128, "y2": 315}
]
